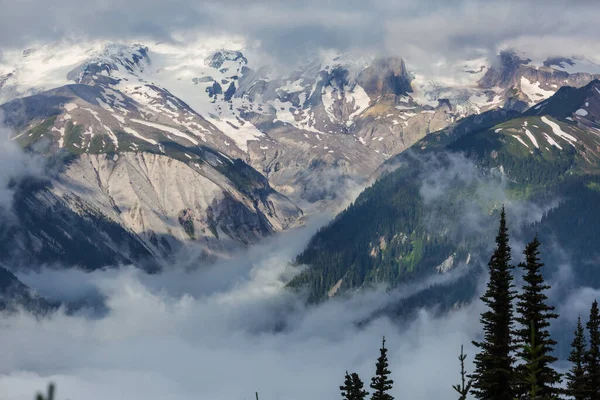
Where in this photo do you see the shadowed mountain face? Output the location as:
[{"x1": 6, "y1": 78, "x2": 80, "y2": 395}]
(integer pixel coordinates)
[{"x1": 0, "y1": 263, "x2": 53, "y2": 315}]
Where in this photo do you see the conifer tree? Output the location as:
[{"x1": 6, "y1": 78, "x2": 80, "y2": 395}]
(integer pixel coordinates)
[
  {"x1": 565, "y1": 316, "x2": 587, "y2": 400},
  {"x1": 341, "y1": 371, "x2": 369, "y2": 400},
  {"x1": 522, "y1": 323, "x2": 543, "y2": 400},
  {"x1": 471, "y1": 207, "x2": 516, "y2": 400},
  {"x1": 35, "y1": 383, "x2": 55, "y2": 400},
  {"x1": 586, "y1": 300, "x2": 600, "y2": 400},
  {"x1": 453, "y1": 345, "x2": 473, "y2": 400},
  {"x1": 514, "y1": 237, "x2": 561, "y2": 398},
  {"x1": 370, "y1": 336, "x2": 394, "y2": 400}
]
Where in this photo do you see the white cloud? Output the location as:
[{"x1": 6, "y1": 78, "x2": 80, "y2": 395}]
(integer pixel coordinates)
[
  {"x1": 1, "y1": 0, "x2": 600, "y2": 70},
  {"x1": 3, "y1": 214, "x2": 486, "y2": 400}
]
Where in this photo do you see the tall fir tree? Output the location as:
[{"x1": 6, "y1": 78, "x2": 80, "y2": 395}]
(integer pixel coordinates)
[
  {"x1": 471, "y1": 207, "x2": 516, "y2": 400},
  {"x1": 341, "y1": 371, "x2": 369, "y2": 400},
  {"x1": 522, "y1": 323, "x2": 544, "y2": 400},
  {"x1": 586, "y1": 300, "x2": 600, "y2": 400},
  {"x1": 514, "y1": 237, "x2": 561, "y2": 399},
  {"x1": 453, "y1": 345, "x2": 473, "y2": 400},
  {"x1": 565, "y1": 316, "x2": 587, "y2": 400},
  {"x1": 521, "y1": 323, "x2": 543, "y2": 400},
  {"x1": 370, "y1": 337, "x2": 394, "y2": 400},
  {"x1": 35, "y1": 383, "x2": 55, "y2": 400}
]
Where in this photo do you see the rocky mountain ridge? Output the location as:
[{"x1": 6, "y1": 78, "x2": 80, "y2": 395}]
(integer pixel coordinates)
[{"x1": 2, "y1": 40, "x2": 600, "y2": 274}]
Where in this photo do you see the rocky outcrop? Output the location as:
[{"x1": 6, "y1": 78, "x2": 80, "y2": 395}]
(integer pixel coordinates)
[
  {"x1": 479, "y1": 51, "x2": 600, "y2": 107},
  {"x1": 357, "y1": 57, "x2": 413, "y2": 98}
]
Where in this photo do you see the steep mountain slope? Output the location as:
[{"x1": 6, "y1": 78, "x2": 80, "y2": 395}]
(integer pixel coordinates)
[
  {"x1": 0, "y1": 140, "x2": 302, "y2": 271},
  {"x1": 0, "y1": 263, "x2": 53, "y2": 314},
  {"x1": 289, "y1": 80, "x2": 600, "y2": 302},
  {"x1": 0, "y1": 79, "x2": 303, "y2": 269}
]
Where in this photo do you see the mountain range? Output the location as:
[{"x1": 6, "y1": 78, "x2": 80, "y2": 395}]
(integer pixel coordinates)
[{"x1": 1, "y1": 38, "x2": 600, "y2": 309}]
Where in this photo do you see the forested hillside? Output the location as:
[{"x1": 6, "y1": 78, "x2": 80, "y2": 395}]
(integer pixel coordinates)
[{"x1": 289, "y1": 80, "x2": 600, "y2": 303}]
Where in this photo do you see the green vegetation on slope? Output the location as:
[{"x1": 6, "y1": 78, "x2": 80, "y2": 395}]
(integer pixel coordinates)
[{"x1": 290, "y1": 84, "x2": 600, "y2": 302}]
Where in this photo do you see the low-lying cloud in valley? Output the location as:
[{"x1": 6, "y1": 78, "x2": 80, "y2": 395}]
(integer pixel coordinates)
[{"x1": 3, "y1": 216, "x2": 483, "y2": 400}]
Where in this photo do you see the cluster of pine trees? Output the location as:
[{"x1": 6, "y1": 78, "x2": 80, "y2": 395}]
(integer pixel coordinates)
[
  {"x1": 338, "y1": 207, "x2": 600, "y2": 400},
  {"x1": 468, "y1": 207, "x2": 600, "y2": 400}
]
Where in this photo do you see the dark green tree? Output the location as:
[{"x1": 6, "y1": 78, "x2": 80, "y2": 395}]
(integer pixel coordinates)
[
  {"x1": 453, "y1": 345, "x2": 473, "y2": 400},
  {"x1": 586, "y1": 300, "x2": 600, "y2": 400},
  {"x1": 565, "y1": 316, "x2": 587, "y2": 400},
  {"x1": 514, "y1": 237, "x2": 561, "y2": 398},
  {"x1": 471, "y1": 207, "x2": 516, "y2": 400},
  {"x1": 35, "y1": 383, "x2": 55, "y2": 400},
  {"x1": 341, "y1": 371, "x2": 369, "y2": 400},
  {"x1": 522, "y1": 323, "x2": 543, "y2": 400},
  {"x1": 370, "y1": 336, "x2": 394, "y2": 400}
]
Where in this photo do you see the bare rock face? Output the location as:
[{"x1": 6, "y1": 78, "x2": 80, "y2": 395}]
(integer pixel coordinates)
[
  {"x1": 205, "y1": 50, "x2": 248, "y2": 70},
  {"x1": 55, "y1": 152, "x2": 302, "y2": 255},
  {"x1": 479, "y1": 51, "x2": 600, "y2": 108},
  {"x1": 0, "y1": 149, "x2": 302, "y2": 271},
  {"x1": 478, "y1": 51, "x2": 532, "y2": 89},
  {"x1": 357, "y1": 57, "x2": 413, "y2": 98}
]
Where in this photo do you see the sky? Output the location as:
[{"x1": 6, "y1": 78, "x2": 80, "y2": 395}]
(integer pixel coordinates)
[{"x1": 1, "y1": 0, "x2": 600, "y2": 69}]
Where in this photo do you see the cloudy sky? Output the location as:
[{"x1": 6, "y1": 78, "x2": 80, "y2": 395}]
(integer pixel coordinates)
[{"x1": 1, "y1": 0, "x2": 599, "y2": 67}]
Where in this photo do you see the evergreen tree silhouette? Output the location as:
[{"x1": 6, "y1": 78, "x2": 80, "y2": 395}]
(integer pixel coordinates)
[
  {"x1": 565, "y1": 316, "x2": 588, "y2": 400},
  {"x1": 35, "y1": 383, "x2": 55, "y2": 400},
  {"x1": 453, "y1": 345, "x2": 473, "y2": 400},
  {"x1": 585, "y1": 300, "x2": 600, "y2": 400},
  {"x1": 341, "y1": 371, "x2": 369, "y2": 400},
  {"x1": 471, "y1": 207, "x2": 516, "y2": 400},
  {"x1": 514, "y1": 237, "x2": 561, "y2": 398},
  {"x1": 370, "y1": 336, "x2": 394, "y2": 400}
]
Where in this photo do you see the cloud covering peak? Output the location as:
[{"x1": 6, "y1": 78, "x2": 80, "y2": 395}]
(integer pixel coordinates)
[{"x1": 1, "y1": 0, "x2": 599, "y2": 69}]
